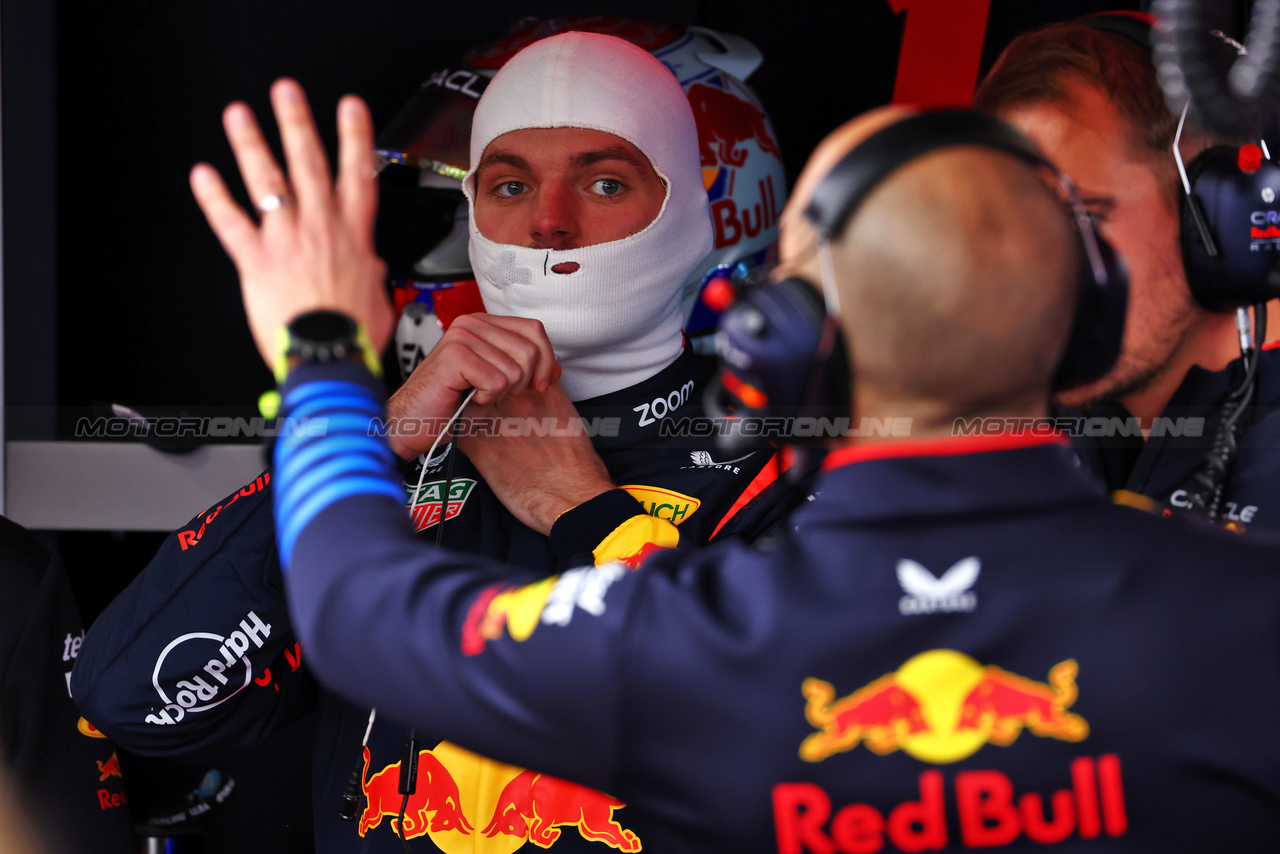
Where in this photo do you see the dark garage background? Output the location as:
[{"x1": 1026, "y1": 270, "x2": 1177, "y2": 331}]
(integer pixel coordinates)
[{"x1": 9, "y1": 1, "x2": 1199, "y2": 850}]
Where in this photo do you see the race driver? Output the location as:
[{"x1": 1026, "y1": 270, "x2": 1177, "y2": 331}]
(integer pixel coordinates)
[
  {"x1": 73, "y1": 27, "x2": 792, "y2": 854},
  {"x1": 188, "y1": 79, "x2": 1280, "y2": 851}
]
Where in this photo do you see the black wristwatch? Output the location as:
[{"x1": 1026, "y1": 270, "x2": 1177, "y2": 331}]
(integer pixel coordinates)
[{"x1": 273, "y1": 310, "x2": 381, "y2": 382}]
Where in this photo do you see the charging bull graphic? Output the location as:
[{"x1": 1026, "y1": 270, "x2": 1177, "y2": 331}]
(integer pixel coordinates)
[
  {"x1": 800, "y1": 650, "x2": 1089, "y2": 765},
  {"x1": 956, "y1": 659, "x2": 1089, "y2": 745},
  {"x1": 482, "y1": 769, "x2": 641, "y2": 851},
  {"x1": 358, "y1": 742, "x2": 642, "y2": 851},
  {"x1": 801, "y1": 674, "x2": 930, "y2": 761},
  {"x1": 687, "y1": 82, "x2": 780, "y2": 168},
  {"x1": 358, "y1": 746, "x2": 473, "y2": 838}
]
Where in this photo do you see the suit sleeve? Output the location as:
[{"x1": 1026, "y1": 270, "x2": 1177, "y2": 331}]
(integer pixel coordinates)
[
  {"x1": 276, "y1": 363, "x2": 643, "y2": 793},
  {"x1": 71, "y1": 473, "x2": 318, "y2": 760}
]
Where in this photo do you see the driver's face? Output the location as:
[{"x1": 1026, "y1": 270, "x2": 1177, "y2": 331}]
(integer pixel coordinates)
[{"x1": 473, "y1": 127, "x2": 666, "y2": 251}]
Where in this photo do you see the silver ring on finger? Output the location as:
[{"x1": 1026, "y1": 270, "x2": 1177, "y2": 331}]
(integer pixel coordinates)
[{"x1": 255, "y1": 193, "x2": 289, "y2": 213}]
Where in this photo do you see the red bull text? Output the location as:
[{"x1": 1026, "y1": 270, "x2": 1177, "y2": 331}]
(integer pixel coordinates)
[{"x1": 774, "y1": 755, "x2": 1127, "y2": 852}]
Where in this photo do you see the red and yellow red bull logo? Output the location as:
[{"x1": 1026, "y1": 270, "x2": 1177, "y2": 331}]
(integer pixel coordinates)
[
  {"x1": 461, "y1": 578, "x2": 556, "y2": 656},
  {"x1": 781, "y1": 651, "x2": 1115, "y2": 850},
  {"x1": 359, "y1": 741, "x2": 641, "y2": 852},
  {"x1": 801, "y1": 650, "x2": 1087, "y2": 764},
  {"x1": 97, "y1": 751, "x2": 123, "y2": 781},
  {"x1": 461, "y1": 545, "x2": 652, "y2": 657}
]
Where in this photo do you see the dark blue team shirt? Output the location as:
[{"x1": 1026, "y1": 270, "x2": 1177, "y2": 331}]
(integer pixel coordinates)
[
  {"x1": 1074, "y1": 345, "x2": 1280, "y2": 532},
  {"x1": 270, "y1": 362, "x2": 1280, "y2": 852}
]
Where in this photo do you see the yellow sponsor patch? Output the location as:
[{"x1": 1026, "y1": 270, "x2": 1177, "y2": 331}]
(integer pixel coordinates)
[
  {"x1": 593, "y1": 515, "x2": 679, "y2": 567},
  {"x1": 620, "y1": 485, "x2": 700, "y2": 526},
  {"x1": 483, "y1": 577, "x2": 556, "y2": 642}
]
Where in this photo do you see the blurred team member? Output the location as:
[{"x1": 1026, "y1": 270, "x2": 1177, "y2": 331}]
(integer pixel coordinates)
[
  {"x1": 74, "y1": 24, "x2": 795, "y2": 853},
  {"x1": 975, "y1": 14, "x2": 1280, "y2": 530},
  {"x1": 190, "y1": 59, "x2": 1280, "y2": 847},
  {"x1": 0, "y1": 516, "x2": 134, "y2": 854}
]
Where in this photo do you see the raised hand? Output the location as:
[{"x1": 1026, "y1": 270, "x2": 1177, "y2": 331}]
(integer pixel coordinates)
[{"x1": 189, "y1": 78, "x2": 393, "y2": 367}]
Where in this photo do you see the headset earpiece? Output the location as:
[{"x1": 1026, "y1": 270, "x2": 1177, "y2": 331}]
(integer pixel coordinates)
[
  {"x1": 707, "y1": 276, "x2": 850, "y2": 427},
  {"x1": 1054, "y1": 233, "x2": 1130, "y2": 389},
  {"x1": 1080, "y1": 12, "x2": 1280, "y2": 312},
  {"x1": 1181, "y1": 144, "x2": 1280, "y2": 310},
  {"x1": 709, "y1": 110, "x2": 1128, "y2": 438}
]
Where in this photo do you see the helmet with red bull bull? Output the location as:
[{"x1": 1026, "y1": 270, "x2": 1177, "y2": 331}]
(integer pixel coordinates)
[{"x1": 375, "y1": 16, "x2": 788, "y2": 378}]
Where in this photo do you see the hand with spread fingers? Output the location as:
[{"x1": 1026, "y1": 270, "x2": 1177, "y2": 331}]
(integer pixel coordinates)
[{"x1": 189, "y1": 78, "x2": 394, "y2": 368}]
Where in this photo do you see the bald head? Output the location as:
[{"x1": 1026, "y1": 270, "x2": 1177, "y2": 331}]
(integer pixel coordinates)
[{"x1": 782, "y1": 108, "x2": 1079, "y2": 425}]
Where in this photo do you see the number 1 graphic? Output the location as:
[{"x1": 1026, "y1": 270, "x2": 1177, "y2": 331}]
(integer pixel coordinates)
[{"x1": 889, "y1": 0, "x2": 993, "y2": 107}]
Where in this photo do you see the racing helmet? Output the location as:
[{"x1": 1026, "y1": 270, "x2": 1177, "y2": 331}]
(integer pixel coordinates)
[{"x1": 375, "y1": 16, "x2": 787, "y2": 378}]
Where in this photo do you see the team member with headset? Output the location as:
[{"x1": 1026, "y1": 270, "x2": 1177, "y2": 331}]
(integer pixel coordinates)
[
  {"x1": 975, "y1": 13, "x2": 1280, "y2": 530},
  {"x1": 73, "y1": 28, "x2": 793, "y2": 853},
  {"x1": 186, "y1": 52, "x2": 1280, "y2": 848}
]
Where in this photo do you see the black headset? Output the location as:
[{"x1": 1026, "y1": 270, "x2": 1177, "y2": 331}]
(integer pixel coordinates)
[
  {"x1": 1180, "y1": 142, "x2": 1280, "y2": 309},
  {"x1": 1081, "y1": 11, "x2": 1280, "y2": 522},
  {"x1": 707, "y1": 110, "x2": 1130, "y2": 430},
  {"x1": 1081, "y1": 11, "x2": 1280, "y2": 311}
]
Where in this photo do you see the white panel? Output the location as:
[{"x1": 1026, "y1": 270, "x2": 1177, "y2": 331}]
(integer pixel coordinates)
[{"x1": 5, "y1": 441, "x2": 266, "y2": 530}]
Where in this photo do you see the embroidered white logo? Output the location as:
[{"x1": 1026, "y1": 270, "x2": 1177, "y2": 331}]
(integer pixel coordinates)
[
  {"x1": 417, "y1": 442, "x2": 452, "y2": 471},
  {"x1": 896, "y1": 557, "x2": 980, "y2": 616},
  {"x1": 682, "y1": 450, "x2": 755, "y2": 474},
  {"x1": 540, "y1": 563, "x2": 627, "y2": 627}
]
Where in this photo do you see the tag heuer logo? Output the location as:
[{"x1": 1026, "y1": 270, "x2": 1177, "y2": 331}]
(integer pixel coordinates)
[
  {"x1": 408, "y1": 478, "x2": 476, "y2": 532},
  {"x1": 897, "y1": 557, "x2": 980, "y2": 616}
]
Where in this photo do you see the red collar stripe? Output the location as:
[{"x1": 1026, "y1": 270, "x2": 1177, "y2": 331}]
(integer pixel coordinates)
[
  {"x1": 823, "y1": 432, "x2": 1068, "y2": 472},
  {"x1": 709, "y1": 446, "x2": 796, "y2": 540}
]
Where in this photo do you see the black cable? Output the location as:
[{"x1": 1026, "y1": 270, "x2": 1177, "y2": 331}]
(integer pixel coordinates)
[
  {"x1": 396, "y1": 791, "x2": 412, "y2": 854},
  {"x1": 341, "y1": 412, "x2": 462, "y2": 830},
  {"x1": 395, "y1": 729, "x2": 419, "y2": 854},
  {"x1": 1187, "y1": 302, "x2": 1265, "y2": 522}
]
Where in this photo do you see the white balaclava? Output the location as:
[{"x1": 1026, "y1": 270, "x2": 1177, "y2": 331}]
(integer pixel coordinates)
[{"x1": 462, "y1": 32, "x2": 714, "y2": 402}]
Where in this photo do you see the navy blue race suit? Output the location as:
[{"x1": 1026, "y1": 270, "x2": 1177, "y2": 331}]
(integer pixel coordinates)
[{"x1": 72, "y1": 347, "x2": 789, "y2": 853}]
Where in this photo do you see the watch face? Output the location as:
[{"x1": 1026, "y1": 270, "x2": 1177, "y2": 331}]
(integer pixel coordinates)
[{"x1": 291, "y1": 310, "x2": 357, "y2": 344}]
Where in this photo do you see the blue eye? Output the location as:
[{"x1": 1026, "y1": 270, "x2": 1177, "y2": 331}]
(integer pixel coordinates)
[
  {"x1": 592, "y1": 179, "x2": 623, "y2": 196},
  {"x1": 494, "y1": 182, "x2": 527, "y2": 198}
]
